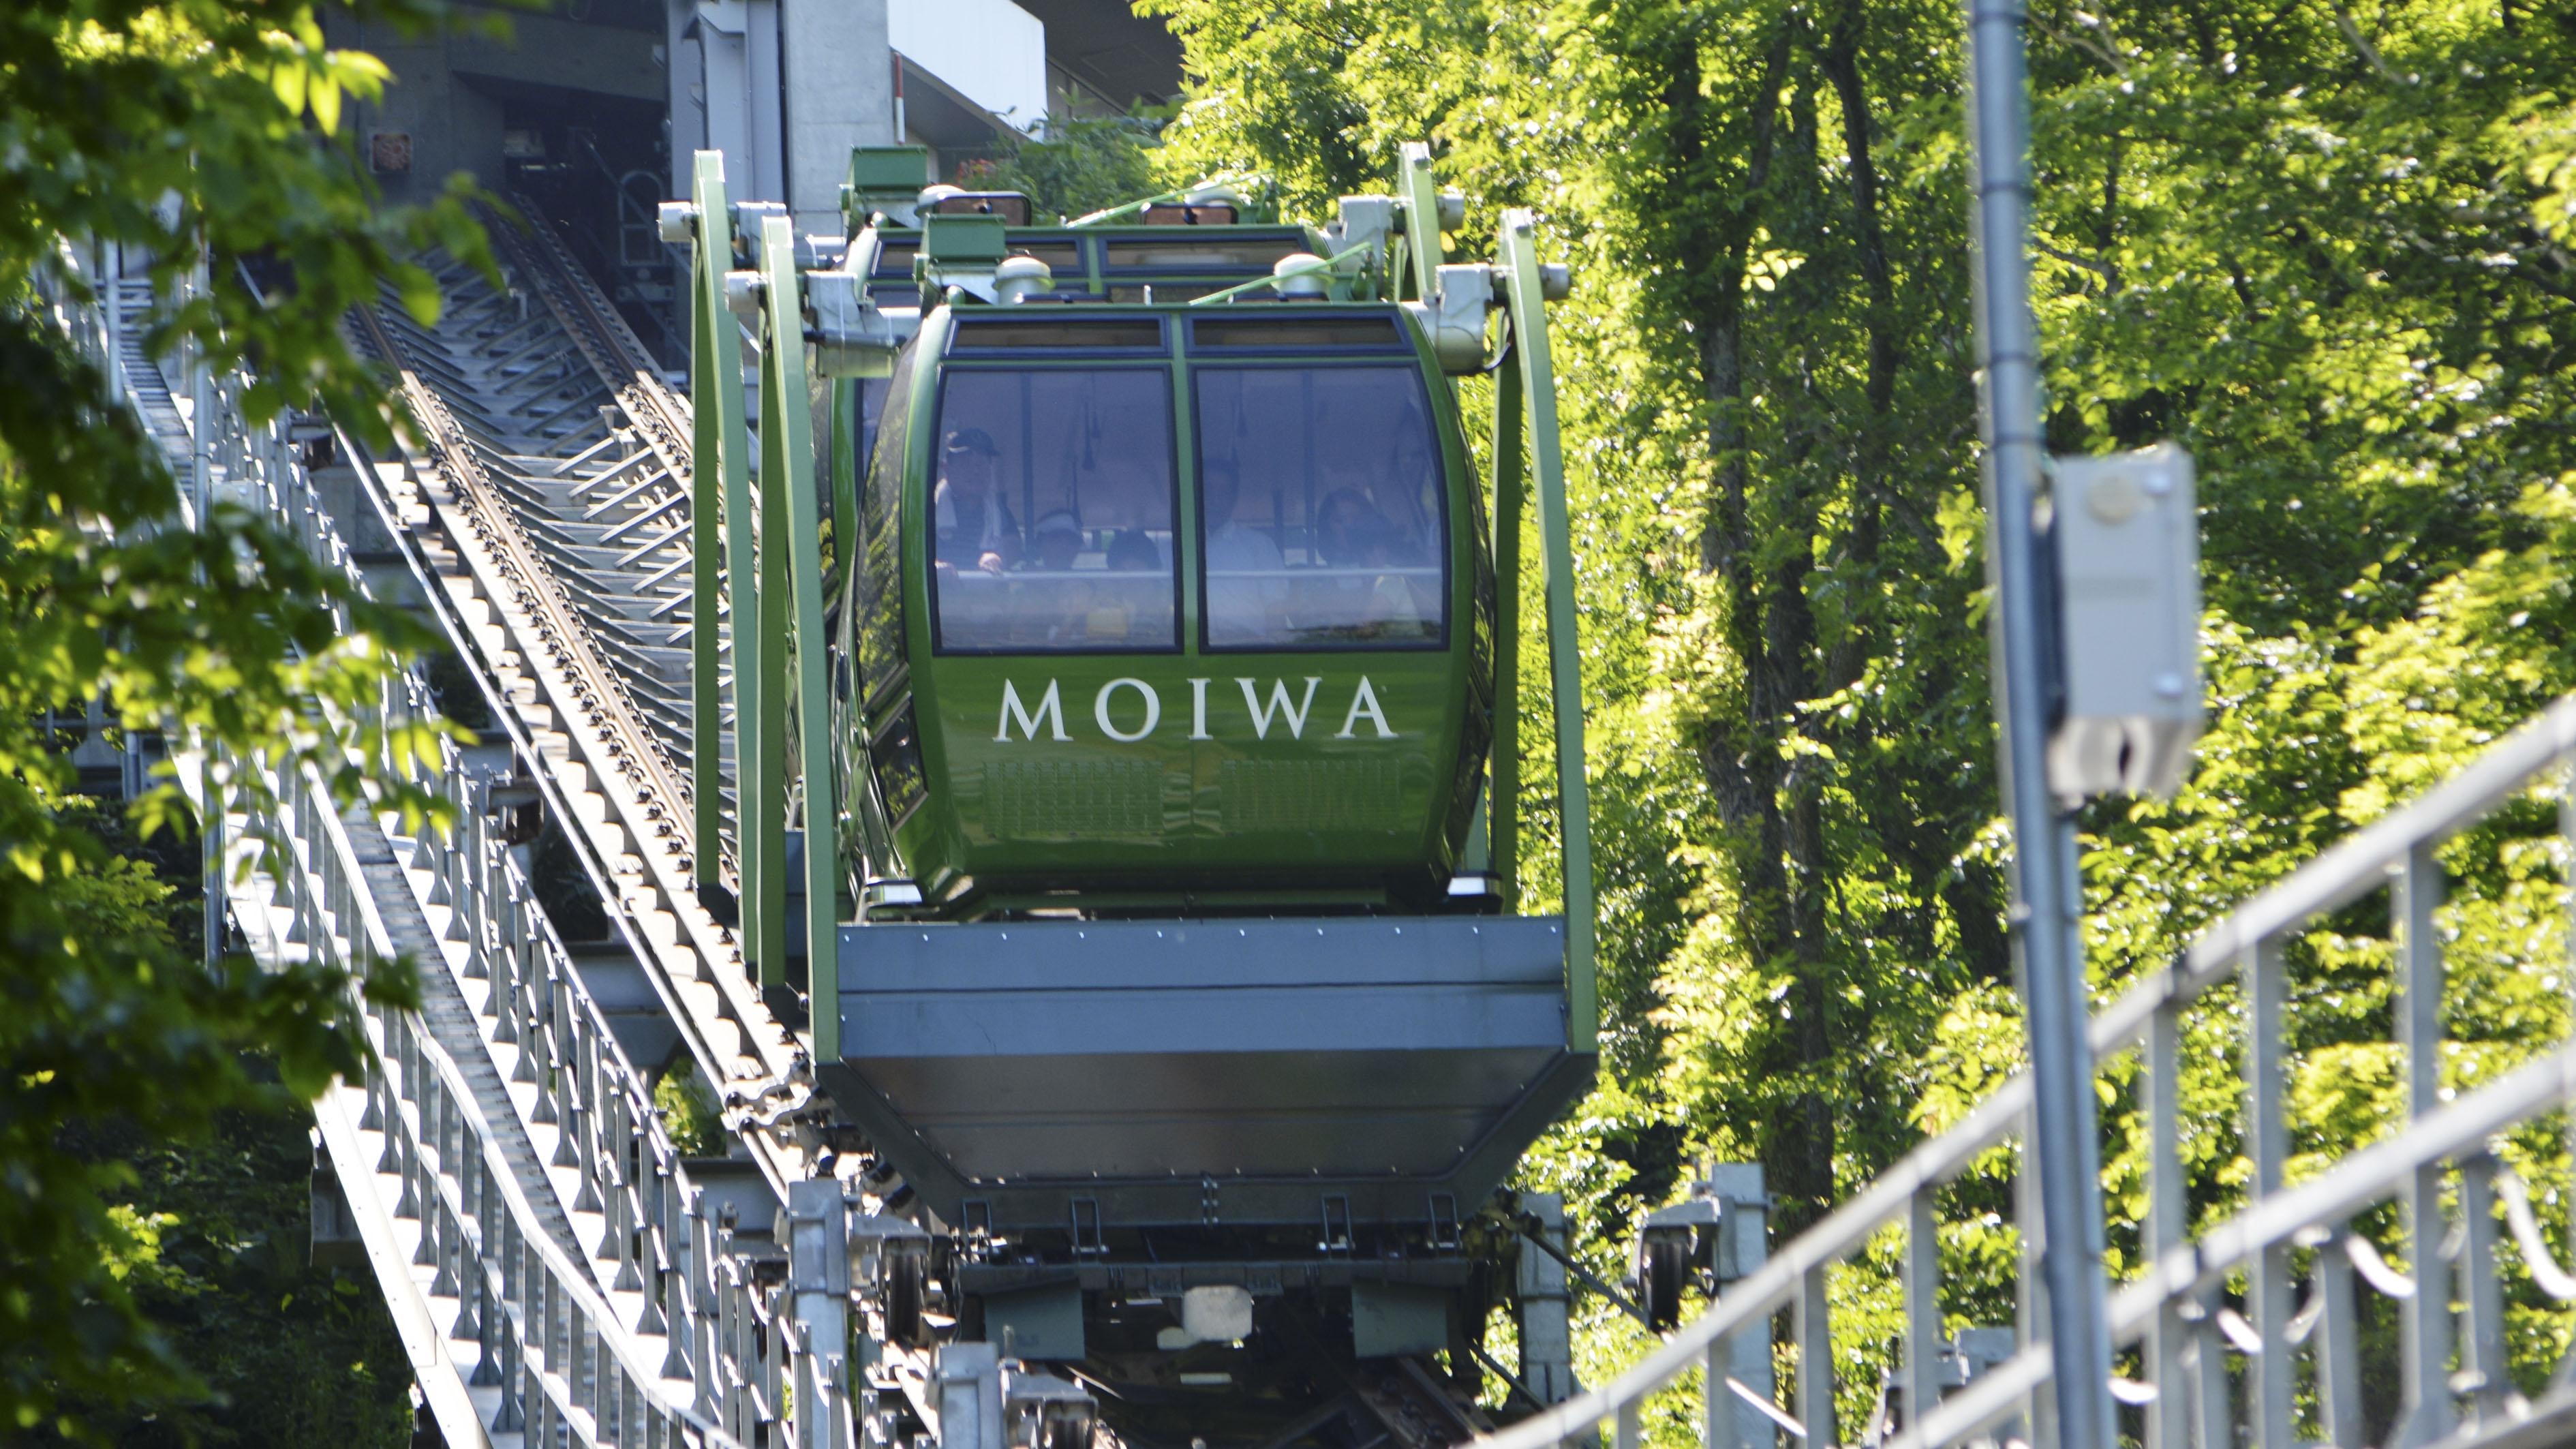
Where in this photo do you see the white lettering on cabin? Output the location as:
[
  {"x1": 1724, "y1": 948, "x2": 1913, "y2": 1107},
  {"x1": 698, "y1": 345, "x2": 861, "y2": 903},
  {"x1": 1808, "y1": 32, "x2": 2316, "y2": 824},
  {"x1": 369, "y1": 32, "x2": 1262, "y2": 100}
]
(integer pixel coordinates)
[
  {"x1": 1336, "y1": 675, "x2": 1395, "y2": 739},
  {"x1": 992, "y1": 677, "x2": 1399, "y2": 742},
  {"x1": 1094, "y1": 678, "x2": 1161, "y2": 742},
  {"x1": 1238, "y1": 677, "x2": 1322, "y2": 740},
  {"x1": 995, "y1": 679, "x2": 1071, "y2": 742}
]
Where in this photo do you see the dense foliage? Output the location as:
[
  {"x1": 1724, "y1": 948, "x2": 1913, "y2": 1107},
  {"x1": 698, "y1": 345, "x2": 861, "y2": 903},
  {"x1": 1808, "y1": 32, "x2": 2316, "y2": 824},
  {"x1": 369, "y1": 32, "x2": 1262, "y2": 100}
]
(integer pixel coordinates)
[
  {"x1": 0, "y1": 0, "x2": 496, "y2": 1433},
  {"x1": 39, "y1": 806, "x2": 414, "y2": 1448},
  {"x1": 957, "y1": 112, "x2": 1171, "y2": 224},
  {"x1": 1137, "y1": 0, "x2": 2576, "y2": 1423}
]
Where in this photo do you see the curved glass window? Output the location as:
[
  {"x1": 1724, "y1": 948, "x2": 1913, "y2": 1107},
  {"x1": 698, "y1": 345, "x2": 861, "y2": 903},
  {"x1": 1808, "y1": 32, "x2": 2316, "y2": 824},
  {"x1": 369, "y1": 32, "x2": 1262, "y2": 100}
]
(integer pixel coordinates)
[
  {"x1": 855, "y1": 350, "x2": 915, "y2": 705},
  {"x1": 1193, "y1": 366, "x2": 1447, "y2": 650},
  {"x1": 928, "y1": 367, "x2": 1180, "y2": 654}
]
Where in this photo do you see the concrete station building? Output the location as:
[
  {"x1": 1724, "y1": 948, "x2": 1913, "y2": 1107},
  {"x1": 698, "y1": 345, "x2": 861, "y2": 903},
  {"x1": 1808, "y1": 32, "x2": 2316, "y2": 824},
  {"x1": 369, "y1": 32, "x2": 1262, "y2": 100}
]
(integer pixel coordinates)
[{"x1": 326, "y1": 0, "x2": 1180, "y2": 352}]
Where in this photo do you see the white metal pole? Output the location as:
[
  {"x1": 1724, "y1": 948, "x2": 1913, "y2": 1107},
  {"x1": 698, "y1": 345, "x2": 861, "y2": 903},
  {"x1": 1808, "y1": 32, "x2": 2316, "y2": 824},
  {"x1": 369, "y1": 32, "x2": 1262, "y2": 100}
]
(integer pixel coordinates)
[{"x1": 1963, "y1": 2, "x2": 2115, "y2": 1446}]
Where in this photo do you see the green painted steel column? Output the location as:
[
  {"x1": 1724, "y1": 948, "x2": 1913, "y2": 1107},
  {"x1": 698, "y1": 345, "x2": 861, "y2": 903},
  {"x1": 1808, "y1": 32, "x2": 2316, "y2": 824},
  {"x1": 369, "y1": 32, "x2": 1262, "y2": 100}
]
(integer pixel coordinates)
[
  {"x1": 1397, "y1": 141, "x2": 1443, "y2": 301},
  {"x1": 723, "y1": 248, "x2": 769, "y2": 980},
  {"x1": 746, "y1": 241, "x2": 791, "y2": 996},
  {"x1": 756, "y1": 213, "x2": 842, "y2": 1057},
  {"x1": 1488, "y1": 361, "x2": 1524, "y2": 906},
  {"x1": 688, "y1": 154, "x2": 748, "y2": 908},
  {"x1": 1497, "y1": 210, "x2": 1595, "y2": 1053}
]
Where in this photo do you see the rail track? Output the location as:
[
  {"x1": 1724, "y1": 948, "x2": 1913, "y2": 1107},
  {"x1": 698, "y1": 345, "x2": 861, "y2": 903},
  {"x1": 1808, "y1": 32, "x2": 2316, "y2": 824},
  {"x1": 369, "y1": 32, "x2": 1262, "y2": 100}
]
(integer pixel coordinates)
[{"x1": 346, "y1": 210, "x2": 811, "y2": 1178}]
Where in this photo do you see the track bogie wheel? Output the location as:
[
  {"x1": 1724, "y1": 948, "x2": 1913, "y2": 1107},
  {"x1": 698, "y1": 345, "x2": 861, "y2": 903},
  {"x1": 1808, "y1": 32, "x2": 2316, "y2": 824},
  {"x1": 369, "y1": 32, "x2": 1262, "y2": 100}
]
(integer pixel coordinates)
[
  {"x1": 887, "y1": 1248, "x2": 928, "y2": 1346},
  {"x1": 1641, "y1": 1234, "x2": 1688, "y2": 1332}
]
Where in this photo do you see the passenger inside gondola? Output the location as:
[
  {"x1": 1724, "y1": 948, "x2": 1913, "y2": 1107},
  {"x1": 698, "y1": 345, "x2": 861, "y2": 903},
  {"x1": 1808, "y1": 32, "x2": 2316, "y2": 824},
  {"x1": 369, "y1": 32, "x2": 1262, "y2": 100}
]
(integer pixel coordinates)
[
  {"x1": 931, "y1": 369, "x2": 1178, "y2": 652},
  {"x1": 932, "y1": 427, "x2": 1017, "y2": 575},
  {"x1": 1202, "y1": 457, "x2": 1288, "y2": 645},
  {"x1": 1195, "y1": 366, "x2": 1447, "y2": 649},
  {"x1": 1308, "y1": 489, "x2": 1425, "y2": 638}
]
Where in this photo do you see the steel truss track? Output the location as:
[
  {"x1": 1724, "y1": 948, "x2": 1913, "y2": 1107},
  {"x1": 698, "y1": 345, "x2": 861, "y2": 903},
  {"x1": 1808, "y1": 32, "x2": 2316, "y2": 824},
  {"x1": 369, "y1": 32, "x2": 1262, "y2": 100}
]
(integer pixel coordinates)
[
  {"x1": 346, "y1": 215, "x2": 799, "y2": 1127},
  {"x1": 65, "y1": 237, "x2": 853, "y2": 1446}
]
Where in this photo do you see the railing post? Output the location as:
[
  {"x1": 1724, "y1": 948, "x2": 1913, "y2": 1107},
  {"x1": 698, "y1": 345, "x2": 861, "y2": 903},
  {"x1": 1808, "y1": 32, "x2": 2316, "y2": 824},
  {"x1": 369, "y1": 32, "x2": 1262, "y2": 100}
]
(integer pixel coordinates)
[
  {"x1": 1905, "y1": 1188, "x2": 1942, "y2": 1437},
  {"x1": 200, "y1": 740, "x2": 227, "y2": 967},
  {"x1": 659, "y1": 1185, "x2": 694, "y2": 1379},
  {"x1": 2143, "y1": 990, "x2": 2184, "y2": 1444},
  {"x1": 520, "y1": 1358, "x2": 546, "y2": 1443},
  {"x1": 187, "y1": 256, "x2": 213, "y2": 524},
  {"x1": 2013, "y1": 1126, "x2": 2052, "y2": 1449},
  {"x1": 2395, "y1": 842, "x2": 2453, "y2": 1448},
  {"x1": 2245, "y1": 938, "x2": 2293, "y2": 1449},
  {"x1": 690, "y1": 1191, "x2": 720, "y2": 1421},
  {"x1": 1796, "y1": 1264, "x2": 1835, "y2": 1449},
  {"x1": 2187, "y1": 1290, "x2": 2230, "y2": 1449},
  {"x1": 102, "y1": 241, "x2": 124, "y2": 398},
  {"x1": 2459, "y1": 1155, "x2": 2510, "y2": 1427},
  {"x1": 2314, "y1": 1230, "x2": 2363, "y2": 1448},
  {"x1": 491, "y1": 1322, "x2": 525, "y2": 1433},
  {"x1": 2562, "y1": 758, "x2": 2576, "y2": 1275}
]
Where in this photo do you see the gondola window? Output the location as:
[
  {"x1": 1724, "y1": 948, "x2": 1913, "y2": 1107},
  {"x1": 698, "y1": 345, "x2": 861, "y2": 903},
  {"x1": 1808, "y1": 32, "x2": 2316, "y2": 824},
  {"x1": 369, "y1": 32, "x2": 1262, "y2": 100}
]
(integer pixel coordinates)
[
  {"x1": 927, "y1": 367, "x2": 1180, "y2": 654},
  {"x1": 1193, "y1": 366, "x2": 1448, "y2": 650}
]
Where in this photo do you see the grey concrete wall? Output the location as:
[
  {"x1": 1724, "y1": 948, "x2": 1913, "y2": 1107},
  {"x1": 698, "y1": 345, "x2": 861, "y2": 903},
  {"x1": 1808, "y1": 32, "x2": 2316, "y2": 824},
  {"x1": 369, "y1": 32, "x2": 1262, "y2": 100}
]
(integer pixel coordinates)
[
  {"x1": 782, "y1": 0, "x2": 896, "y2": 235},
  {"x1": 450, "y1": 12, "x2": 665, "y2": 104},
  {"x1": 668, "y1": 0, "x2": 703, "y2": 196},
  {"x1": 331, "y1": 18, "x2": 508, "y2": 204},
  {"x1": 329, "y1": 13, "x2": 666, "y2": 202},
  {"x1": 335, "y1": 0, "x2": 900, "y2": 231}
]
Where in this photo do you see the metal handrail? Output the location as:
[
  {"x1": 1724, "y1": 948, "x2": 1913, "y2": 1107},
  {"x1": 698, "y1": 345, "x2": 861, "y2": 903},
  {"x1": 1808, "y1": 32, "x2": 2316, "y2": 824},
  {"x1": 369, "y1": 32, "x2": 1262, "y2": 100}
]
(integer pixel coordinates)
[
  {"x1": 69, "y1": 254, "x2": 856, "y2": 1448},
  {"x1": 242, "y1": 472, "x2": 854, "y2": 1446},
  {"x1": 1482, "y1": 694, "x2": 2576, "y2": 1449},
  {"x1": 250, "y1": 750, "x2": 758, "y2": 1447}
]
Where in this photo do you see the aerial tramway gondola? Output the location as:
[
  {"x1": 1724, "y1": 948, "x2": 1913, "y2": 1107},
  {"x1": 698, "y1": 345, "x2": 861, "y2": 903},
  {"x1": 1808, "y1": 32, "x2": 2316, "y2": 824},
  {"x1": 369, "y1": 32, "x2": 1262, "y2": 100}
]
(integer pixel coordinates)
[{"x1": 829, "y1": 258, "x2": 1495, "y2": 915}]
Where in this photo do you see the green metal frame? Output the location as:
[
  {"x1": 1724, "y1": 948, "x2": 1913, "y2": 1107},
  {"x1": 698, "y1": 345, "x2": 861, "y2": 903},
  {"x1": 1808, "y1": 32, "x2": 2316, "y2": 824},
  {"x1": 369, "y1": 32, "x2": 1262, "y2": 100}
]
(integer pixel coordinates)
[
  {"x1": 682, "y1": 158, "x2": 842, "y2": 1055},
  {"x1": 682, "y1": 146, "x2": 1593, "y2": 1060},
  {"x1": 688, "y1": 154, "x2": 741, "y2": 900},
  {"x1": 1492, "y1": 208, "x2": 1595, "y2": 1049},
  {"x1": 757, "y1": 212, "x2": 843, "y2": 1058}
]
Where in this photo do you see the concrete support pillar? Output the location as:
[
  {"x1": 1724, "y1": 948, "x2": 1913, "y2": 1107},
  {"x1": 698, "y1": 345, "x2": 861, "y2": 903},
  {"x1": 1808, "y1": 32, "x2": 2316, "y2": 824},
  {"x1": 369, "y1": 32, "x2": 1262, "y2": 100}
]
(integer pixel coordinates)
[
  {"x1": 686, "y1": 0, "x2": 784, "y2": 205},
  {"x1": 936, "y1": 1343, "x2": 1005, "y2": 1449},
  {"x1": 782, "y1": 0, "x2": 895, "y2": 236},
  {"x1": 1708, "y1": 1165, "x2": 1773, "y2": 1449},
  {"x1": 668, "y1": 0, "x2": 704, "y2": 191},
  {"x1": 1516, "y1": 1192, "x2": 1578, "y2": 1405},
  {"x1": 786, "y1": 1178, "x2": 850, "y2": 1356},
  {"x1": 681, "y1": 0, "x2": 894, "y2": 228}
]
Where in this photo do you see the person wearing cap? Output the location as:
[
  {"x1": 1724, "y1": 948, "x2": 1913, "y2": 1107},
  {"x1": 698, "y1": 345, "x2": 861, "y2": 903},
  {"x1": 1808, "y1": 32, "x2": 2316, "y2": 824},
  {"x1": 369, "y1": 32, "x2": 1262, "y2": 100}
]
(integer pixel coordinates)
[{"x1": 933, "y1": 427, "x2": 1017, "y2": 573}]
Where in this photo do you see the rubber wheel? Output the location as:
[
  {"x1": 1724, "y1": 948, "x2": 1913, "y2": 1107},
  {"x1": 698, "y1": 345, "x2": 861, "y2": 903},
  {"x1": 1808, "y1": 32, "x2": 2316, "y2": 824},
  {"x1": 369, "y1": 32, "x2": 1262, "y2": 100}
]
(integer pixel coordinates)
[
  {"x1": 1642, "y1": 1236, "x2": 1687, "y2": 1332},
  {"x1": 886, "y1": 1251, "x2": 927, "y2": 1347}
]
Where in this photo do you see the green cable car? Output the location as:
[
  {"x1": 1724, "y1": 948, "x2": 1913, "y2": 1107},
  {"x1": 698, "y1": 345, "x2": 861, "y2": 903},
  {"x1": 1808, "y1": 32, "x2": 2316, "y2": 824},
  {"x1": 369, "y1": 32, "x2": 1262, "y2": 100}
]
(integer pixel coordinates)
[
  {"x1": 671, "y1": 144, "x2": 1600, "y2": 1412},
  {"x1": 832, "y1": 296, "x2": 1494, "y2": 915}
]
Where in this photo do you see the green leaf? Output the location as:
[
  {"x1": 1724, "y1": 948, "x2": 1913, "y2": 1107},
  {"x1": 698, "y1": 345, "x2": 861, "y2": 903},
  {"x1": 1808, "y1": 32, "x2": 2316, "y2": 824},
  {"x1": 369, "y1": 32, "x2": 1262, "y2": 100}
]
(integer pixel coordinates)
[{"x1": 269, "y1": 59, "x2": 306, "y2": 119}]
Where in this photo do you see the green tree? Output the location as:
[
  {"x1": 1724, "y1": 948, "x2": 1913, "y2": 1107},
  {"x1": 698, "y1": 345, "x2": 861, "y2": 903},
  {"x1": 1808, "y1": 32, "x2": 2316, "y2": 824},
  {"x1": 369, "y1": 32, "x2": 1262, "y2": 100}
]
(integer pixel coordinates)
[
  {"x1": 40, "y1": 802, "x2": 414, "y2": 1448},
  {"x1": 1145, "y1": 0, "x2": 2576, "y2": 1422},
  {"x1": 0, "y1": 1, "x2": 497, "y2": 1433},
  {"x1": 958, "y1": 111, "x2": 1170, "y2": 222}
]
